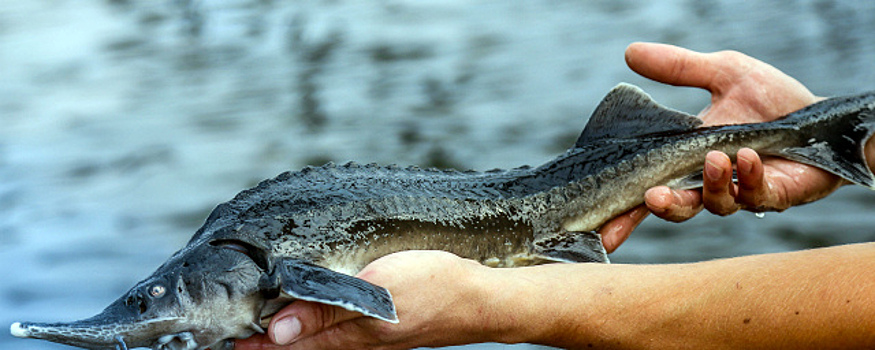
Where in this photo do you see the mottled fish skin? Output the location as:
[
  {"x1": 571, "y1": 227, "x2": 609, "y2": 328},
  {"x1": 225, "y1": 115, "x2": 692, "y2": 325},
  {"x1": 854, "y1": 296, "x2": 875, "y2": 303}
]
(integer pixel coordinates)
[
  {"x1": 203, "y1": 164, "x2": 550, "y2": 272},
  {"x1": 11, "y1": 84, "x2": 875, "y2": 350},
  {"x1": 202, "y1": 87, "x2": 875, "y2": 272}
]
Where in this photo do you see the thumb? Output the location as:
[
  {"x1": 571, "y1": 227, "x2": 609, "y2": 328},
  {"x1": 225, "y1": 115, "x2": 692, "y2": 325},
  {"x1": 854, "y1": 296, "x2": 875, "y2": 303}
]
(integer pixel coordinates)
[
  {"x1": 268, "y1": 300, "x2": 364, "y2": 345},
  {"x1": 625, "y1": 42, "x2": 717, "y2": 90}
]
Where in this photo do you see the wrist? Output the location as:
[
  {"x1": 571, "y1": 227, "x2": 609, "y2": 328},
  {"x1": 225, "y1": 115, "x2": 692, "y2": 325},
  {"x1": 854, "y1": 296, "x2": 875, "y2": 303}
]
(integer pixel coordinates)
[
  {"x1": 464, "y1": 264, "x2": 549, "y2": 344},
  {"x1": 408, "y1": 258, "x2": 539, "y2": 347},
  {"x1": 472, "y1": 263, "x2": 606, "y2": 346}
]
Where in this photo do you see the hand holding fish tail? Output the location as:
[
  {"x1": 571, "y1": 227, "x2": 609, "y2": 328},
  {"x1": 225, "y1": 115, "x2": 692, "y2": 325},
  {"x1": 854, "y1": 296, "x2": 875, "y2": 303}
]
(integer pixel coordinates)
[{"x1": 600, "y1": 42, "x2": 853, "y2": 251}]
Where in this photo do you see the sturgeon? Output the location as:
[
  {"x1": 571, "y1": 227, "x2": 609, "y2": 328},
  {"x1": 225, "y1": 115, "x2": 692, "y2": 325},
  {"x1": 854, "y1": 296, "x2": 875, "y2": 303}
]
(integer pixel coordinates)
[{"x1": 11, "y1": 84, "x2": 875, "y2": 350}]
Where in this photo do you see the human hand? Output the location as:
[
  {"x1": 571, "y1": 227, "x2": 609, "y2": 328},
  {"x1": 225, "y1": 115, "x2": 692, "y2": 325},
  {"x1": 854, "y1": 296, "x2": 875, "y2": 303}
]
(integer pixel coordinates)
[
  {"x1": 599, "y1": 42, "x2": 843, "y2": 252},
  {"x1": 235, "y1": 251, "x2": 505, "y2": 350}
]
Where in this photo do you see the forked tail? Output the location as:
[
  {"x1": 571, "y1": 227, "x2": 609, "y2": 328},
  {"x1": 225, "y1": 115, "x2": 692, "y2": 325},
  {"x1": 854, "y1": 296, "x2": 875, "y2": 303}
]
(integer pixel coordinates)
[{"x1": 771, "y1": 92, "x2": 875, "y2": 189}]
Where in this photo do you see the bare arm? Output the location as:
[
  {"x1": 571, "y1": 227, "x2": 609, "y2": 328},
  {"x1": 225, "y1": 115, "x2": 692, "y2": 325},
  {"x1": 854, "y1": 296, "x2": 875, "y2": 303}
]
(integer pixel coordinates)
[
  {"x1": 495, "y1": 243, "x2": 875, "y2": 349},
  {"x1": 237, "y1": 245, "x2": 875, "y2": 350}
]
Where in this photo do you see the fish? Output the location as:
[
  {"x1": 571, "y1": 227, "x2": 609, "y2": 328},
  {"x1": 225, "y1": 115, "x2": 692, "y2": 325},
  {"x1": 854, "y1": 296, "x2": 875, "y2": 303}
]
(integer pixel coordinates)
[{"x1": 10, "y1": 83, "x2": 875, "y2": 350}]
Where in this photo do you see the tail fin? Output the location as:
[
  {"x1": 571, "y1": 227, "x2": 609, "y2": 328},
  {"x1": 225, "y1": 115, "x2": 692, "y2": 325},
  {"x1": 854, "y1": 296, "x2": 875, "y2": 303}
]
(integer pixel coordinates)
[{"x1": 773, "y1": 93, "x2": 875, "y2": 189}]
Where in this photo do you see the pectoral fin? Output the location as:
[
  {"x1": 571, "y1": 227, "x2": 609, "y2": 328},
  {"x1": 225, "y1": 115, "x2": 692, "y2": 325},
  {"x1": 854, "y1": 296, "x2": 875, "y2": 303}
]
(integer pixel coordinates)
[
  {"x1": 277, "y1": 259, "x2": 398, "y2": 323},
  {"x1": 534, "y1": 231, "x2": 610, "y2": 263}
]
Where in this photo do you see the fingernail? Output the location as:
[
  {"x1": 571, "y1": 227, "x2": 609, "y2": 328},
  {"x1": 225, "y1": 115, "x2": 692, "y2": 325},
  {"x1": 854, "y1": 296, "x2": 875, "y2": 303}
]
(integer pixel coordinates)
[
  {"x1": 705, "y1": 159, "x2": 724, "y2": 181},
  {"x1": 273, "y1": 317, "x2": 301, "y2": 345},
  {"x1": 652, "y1": 193, "x2": 670, "y2": 215},
  {"x1": 645, "y1": 188, "x2": 669, "y2": 215}
]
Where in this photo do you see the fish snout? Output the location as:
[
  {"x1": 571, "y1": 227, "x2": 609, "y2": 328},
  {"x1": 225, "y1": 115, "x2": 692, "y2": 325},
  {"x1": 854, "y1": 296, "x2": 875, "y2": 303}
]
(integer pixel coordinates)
[
  {"x1": 11, "y1": 320, "x2": 133, "y2": 350},
  {"x1": 10, "y1": 289, "x2": 186, "y2": 350}
]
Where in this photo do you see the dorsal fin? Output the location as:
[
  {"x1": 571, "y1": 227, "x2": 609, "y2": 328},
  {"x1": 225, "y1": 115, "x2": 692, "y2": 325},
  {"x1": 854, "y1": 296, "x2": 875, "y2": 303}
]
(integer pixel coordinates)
[{"x1": 575, "y1": 83, "x2": 702, "y2": 147}]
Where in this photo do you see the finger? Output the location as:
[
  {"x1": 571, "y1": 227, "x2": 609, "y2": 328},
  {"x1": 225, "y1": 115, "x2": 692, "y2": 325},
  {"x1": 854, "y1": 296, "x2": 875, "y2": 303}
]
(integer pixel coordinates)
[
  {"x1": 236, "y1": 333, "x2": 284, "y2": 350},
  {"x1": 702, "y1": 151, "x2": 739, "y2": 215},
  {"x1": 625, "y1": 42, "x2": 717, "y2": 90},
  {"x1": 598, "y1": 205, "x2": 650, "y2": 253},
  {"x1": 279, "y1": 321, "x2": 373, "y2": 350},
  {"x1": 267, "y1": 300, "x2": 365, "y2": 346},
  {"x1": 733, "y1": 148, "x2": 769, "y2": 210},
  {"x1": 644, "y1": 186, "x2": 703, "y2": 222}
]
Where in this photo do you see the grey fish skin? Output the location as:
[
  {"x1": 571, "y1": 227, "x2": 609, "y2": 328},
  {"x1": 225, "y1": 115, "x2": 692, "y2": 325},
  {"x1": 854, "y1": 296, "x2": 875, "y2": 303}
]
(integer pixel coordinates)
[{"x1": 11, "y1": 83, "x2": 875, "y2": 350}]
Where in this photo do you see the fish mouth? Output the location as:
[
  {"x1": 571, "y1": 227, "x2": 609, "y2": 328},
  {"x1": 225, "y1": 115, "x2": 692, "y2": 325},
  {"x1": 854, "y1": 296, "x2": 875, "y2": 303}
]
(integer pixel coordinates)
[{"x1": 10, "y1": 322, "x2": 27, "y2": 338}]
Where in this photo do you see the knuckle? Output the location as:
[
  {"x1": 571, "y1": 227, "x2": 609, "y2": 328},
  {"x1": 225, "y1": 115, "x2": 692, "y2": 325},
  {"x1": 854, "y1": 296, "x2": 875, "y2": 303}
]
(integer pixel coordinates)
[
  {"x1": 664, "y1": 213, "x2": 693, "y2": 223},
  {"x1": 704, "y1": 198, "x2": 739, "y2": 216},
  {"x1": 324, "y1": 305, "x2": 344, "y2": 328},
  {"x1": 707, "y1": 50, "x2": 755, "y2": 91},
  {"x1": 669, "y1": 56, "x2": 693, "y2": 84},
  {"x1": 736, "y1": 191, "x2": 764, "y2": 208},
  {"x1": 663, "y1": 204, "x2": 701, "y2": 223},
  {"x1": 304, "y1": 302, "x2": 335, "y2": 330},
  {"x1": 713, "y1": 50, "x2": 750, "y2": 65}
]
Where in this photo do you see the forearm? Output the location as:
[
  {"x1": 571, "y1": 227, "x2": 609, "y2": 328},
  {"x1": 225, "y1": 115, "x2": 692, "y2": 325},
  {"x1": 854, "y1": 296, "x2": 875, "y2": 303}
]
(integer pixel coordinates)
[{"x1": 477, "y1": 243, "x2": 875, "y2": 349}]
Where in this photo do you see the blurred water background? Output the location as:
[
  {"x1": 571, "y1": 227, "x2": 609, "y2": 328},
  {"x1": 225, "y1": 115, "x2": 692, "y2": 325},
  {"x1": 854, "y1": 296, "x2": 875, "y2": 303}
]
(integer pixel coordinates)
[{"x1": 2, "y1": 1, "x2": 875, "y2": 349}]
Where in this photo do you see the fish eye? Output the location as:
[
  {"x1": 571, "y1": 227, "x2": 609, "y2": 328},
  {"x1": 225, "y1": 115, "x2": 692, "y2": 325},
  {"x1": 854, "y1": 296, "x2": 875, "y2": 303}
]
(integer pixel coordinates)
[{"x1": 149, "y1": 285, "x2": 166, "y2": 298}]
